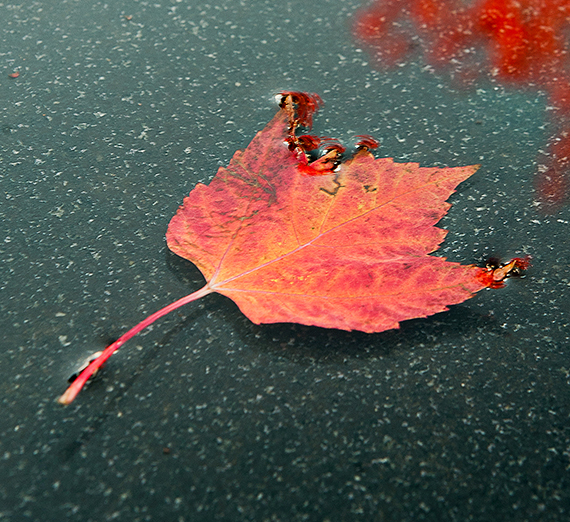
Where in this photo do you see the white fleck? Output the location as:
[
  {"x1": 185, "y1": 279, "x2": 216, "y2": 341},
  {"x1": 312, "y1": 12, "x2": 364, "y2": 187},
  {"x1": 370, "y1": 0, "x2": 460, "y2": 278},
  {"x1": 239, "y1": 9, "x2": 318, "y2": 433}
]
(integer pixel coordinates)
[{"x1": 59, "y1": 335, "x2": 72, "y2": 347}]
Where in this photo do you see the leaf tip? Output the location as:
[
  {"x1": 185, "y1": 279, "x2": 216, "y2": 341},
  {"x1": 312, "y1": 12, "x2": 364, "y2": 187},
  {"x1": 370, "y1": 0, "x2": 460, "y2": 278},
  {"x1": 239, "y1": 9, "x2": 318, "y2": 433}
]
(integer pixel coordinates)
[
  {"x1": 355, "y1": 134, "x2": 380, "y2": 151},
  {"x1": 278, "y1": 91, "x2": 323, "y2": 130},
  {"x1": 478, "y1": 255, "x2": 531, "y2": 288}
]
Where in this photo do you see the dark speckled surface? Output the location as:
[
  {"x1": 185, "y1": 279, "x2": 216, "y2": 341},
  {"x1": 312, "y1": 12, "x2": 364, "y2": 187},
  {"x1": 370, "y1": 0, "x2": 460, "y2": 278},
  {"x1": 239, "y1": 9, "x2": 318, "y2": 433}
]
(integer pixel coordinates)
[{"x1": 1, "y1": 1, "x2": 569, "y2": 521}]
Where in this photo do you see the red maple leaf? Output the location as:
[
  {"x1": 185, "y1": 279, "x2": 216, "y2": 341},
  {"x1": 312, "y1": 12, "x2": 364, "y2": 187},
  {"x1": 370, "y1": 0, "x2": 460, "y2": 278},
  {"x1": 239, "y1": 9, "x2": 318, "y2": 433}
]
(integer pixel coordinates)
[{"x1": 58, "y1": 92, "x2": 529, "y2": 404}]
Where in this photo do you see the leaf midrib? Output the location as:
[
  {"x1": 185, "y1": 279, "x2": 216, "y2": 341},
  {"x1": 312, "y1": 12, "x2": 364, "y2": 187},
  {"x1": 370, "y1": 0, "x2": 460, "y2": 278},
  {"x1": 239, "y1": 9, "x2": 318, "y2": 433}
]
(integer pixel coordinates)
[{"x1": 209, "y1": 169, "x2": 449, "y2": 291}]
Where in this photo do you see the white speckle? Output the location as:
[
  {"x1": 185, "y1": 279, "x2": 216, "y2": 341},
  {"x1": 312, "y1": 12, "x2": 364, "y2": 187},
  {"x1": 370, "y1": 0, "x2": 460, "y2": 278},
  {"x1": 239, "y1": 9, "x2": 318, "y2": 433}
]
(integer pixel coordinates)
[{"x1": 59, "y1": 335, "x2": 72, "y2": 347}]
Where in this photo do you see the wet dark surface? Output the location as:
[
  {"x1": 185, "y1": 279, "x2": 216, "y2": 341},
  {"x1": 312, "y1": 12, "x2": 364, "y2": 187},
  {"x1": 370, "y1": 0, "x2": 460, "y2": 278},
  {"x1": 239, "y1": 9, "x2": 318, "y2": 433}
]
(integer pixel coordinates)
[{"x1": 1, "y1": 1, "x2": 569, "y2": 521}]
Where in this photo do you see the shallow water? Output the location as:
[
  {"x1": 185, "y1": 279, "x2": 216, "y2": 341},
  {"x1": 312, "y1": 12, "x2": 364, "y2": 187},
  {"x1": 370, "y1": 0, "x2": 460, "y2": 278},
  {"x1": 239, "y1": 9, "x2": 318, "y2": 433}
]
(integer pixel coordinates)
[{"x1": 1, "y1": 1, "x2": 569, "y2": 521}]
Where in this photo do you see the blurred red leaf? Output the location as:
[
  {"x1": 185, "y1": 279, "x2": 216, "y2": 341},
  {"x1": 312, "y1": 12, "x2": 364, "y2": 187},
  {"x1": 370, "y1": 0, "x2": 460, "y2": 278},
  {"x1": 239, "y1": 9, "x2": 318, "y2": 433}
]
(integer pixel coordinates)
[{"x1": 352, "y1": 0, "x2": 570, "y2": 210}]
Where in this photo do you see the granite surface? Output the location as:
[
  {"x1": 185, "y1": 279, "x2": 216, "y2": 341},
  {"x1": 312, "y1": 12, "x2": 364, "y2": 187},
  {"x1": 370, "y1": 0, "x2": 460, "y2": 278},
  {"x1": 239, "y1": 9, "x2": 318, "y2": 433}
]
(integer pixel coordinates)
[{"x1": 1, "y1": 1, "x2": 568, "y2": 521}]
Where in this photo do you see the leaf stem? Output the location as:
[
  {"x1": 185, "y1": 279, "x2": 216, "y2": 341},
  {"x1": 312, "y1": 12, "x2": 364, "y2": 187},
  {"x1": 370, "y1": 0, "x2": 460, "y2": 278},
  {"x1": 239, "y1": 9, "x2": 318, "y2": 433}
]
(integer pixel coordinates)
[{"x1": 58, "y1": 284, "x2": 213, "y2": 405}]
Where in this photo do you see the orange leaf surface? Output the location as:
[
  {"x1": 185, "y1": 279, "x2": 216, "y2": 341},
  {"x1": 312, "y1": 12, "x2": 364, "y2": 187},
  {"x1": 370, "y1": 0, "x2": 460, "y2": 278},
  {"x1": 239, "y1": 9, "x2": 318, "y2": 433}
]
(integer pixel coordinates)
[{"x1": 167, "y1": 99, "x2": 489, "y2": 333}]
